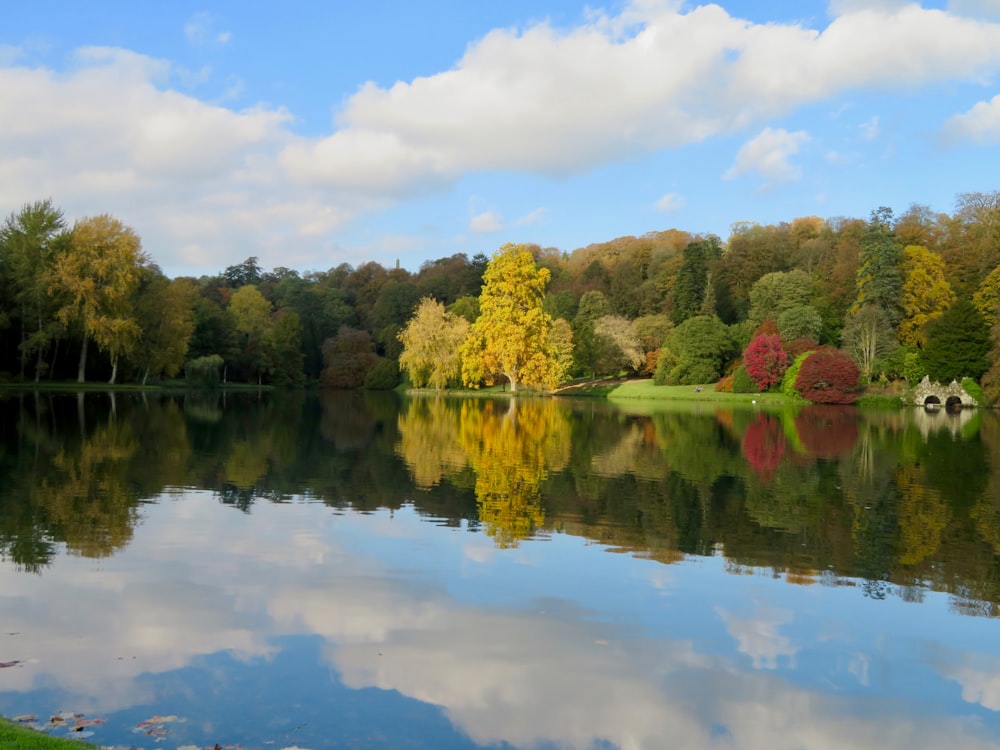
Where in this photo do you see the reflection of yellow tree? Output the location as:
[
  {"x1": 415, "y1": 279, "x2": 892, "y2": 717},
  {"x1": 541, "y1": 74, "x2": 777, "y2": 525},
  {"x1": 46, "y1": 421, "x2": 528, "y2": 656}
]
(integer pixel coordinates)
[
  {"x1": 41, "y1": 418, "x2": 139, "y2": 557},
  {"x1": 395, "y1": 398, "x2": 469, "y2": 489},
  {"x1": 458, "y1": 399, "x2": 571, "y2": 548},
  {"x1": 895, "y1": 464, "x2": 950, "y2": 565},
  {"x1": 224, "y1": 439, "x2": 271, "y2": 489}
]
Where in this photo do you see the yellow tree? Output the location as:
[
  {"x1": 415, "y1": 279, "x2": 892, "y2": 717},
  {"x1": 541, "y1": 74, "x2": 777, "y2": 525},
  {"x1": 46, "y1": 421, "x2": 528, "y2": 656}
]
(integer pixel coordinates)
[
  {"x1": 460, "y1": 243, "x2": 565, "y2": 392},
  {"x1": 398, "y1": 297, "x2": 470, "y2": 389},
  {"x1": 49, "y1": 214, "x2": 148, "y2": 383},
  {"x1": 973, "y1": 263, "x2": 1000, "y2": 328},
  {"x1": 898, "y1": 245, "x2": 955, "y2": 347}
]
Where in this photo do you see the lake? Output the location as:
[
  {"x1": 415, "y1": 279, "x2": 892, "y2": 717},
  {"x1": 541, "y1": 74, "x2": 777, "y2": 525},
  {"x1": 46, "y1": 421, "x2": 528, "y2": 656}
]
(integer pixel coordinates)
[{"x1": 1, "y1": 390, "x2": 1000, "y2": 749}]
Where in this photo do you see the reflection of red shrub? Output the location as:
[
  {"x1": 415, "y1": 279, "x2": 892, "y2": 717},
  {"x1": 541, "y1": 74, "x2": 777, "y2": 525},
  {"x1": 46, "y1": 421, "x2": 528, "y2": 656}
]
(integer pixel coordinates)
[
  {"x1": 744, "y1": 334, "x2": 789, "y2": 391},
  {"x1": 795, "y1": 405, "x2": 859, "y2": 458},
  {"x1": 794, "y1": 348, "x2": 860, "y2": 404},
  {"x1": 742, "y1": 413, "x2": 786, "y2": 480}
]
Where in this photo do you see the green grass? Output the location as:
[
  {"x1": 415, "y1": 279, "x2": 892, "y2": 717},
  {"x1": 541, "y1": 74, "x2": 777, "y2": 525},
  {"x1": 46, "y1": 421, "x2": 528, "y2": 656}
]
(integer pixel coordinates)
[
  {"x1": 606, "y1": 379, "x2": 794, "y2": 405},
  {"x1": 0, "y1": 718, "x2": 99, "y2": 750}
]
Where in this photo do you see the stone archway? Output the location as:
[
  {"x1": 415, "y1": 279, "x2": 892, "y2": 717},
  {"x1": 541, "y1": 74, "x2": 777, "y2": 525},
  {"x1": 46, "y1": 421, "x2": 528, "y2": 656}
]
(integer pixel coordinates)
[{"x1": 912, "y1": 376, "x2": 978, "y2": 408}]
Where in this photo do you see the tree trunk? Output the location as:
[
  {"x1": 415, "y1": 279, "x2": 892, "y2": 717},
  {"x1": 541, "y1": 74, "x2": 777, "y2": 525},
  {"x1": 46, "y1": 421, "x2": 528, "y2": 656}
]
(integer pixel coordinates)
[
  {"x1": 108, "y1": 355, "x2": 118, "y2": 385},
  {"x1": 77, "y1": 336, "x2": 88, "y2": 383}
]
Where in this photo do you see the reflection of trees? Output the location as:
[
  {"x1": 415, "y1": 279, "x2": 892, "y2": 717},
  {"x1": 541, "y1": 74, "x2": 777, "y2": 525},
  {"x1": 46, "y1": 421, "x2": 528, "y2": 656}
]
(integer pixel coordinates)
[
  {"x1": 395, "y1": 398, "x2": 469, "y2": 489},
  {"x1": 794, "y1": 406, "x2": 859, "y2": 458},
  {"x1": 741, "y1": 413, "x2": 786, "y2": 481},
  {"x1": 458, "y1": 399, "x2": 571, "y2": 548}
]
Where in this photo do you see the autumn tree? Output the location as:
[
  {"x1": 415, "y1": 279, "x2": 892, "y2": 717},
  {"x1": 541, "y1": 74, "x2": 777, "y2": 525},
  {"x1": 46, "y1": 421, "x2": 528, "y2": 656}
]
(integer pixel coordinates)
[
  {"x1": 49, "y1": 214, "x2": 148, "y2": 383},
  {"x1": 321, "y1": 326, "x2": 380, "y2": 388},
  {"x1": 898, "y1": 245, "x2": 955, "y2": 347},
  {"x1": 794, "y1": 348, "x2": 861, "y2": 404},
  {"x1": 461, "y1": 244, "x2": 565, "y2": 392},
  {"x1": 973, "y1": 263, "x2": 1000, "y2": 329},
  {"x1": 398, "y1": 297, "x2": 470, "y2": 389},
  {"x1": 743, "y1": 334, "x2": 789, "y2": 391}
]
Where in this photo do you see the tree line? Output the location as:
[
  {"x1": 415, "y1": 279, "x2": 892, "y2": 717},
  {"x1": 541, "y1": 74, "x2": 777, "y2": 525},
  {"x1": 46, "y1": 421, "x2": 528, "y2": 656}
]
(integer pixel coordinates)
[{"x1": 3, "y1": 193, "x2": 1000, "y2": 400}]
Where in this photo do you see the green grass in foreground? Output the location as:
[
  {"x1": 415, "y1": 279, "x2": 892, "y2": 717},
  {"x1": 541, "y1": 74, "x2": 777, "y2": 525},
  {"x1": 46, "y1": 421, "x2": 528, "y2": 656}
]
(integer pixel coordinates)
[{"x1": 0, "y1": 718, "x2": 99, "y2": 750}]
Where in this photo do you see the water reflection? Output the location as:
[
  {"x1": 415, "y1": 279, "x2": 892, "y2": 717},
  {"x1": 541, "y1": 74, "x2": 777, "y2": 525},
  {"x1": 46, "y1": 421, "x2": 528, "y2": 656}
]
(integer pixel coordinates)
[{"x1": 3, "y1": 392, "x2": 1000, "y2": 748}]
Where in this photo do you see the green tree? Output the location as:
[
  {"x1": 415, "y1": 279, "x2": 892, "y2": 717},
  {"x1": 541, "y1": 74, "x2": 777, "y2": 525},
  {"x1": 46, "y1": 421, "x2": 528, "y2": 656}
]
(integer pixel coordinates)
[
  {"x1": 228, "y1": 285, "x2": 274, "y2": 384},
  {"x1": 842, "y1": 304, "x2": 897, "y2": 382},
  {"x1": 0, "y1": 199, "x2": 69, "y2": 381},
  {"x1": 461, "y1": 244, "x2": 563, "y2": 392},
  {"x1": 132, "y1": 274, "x2": 197, "y2": 383},
  {"x1": 658, "y1": 315, "x2": 736, "y2": 385},
  {"x1": 898, "y1": 245, "x2": 955, "y2": 348},
  {"x1": 594, "y1": 315, "x2": 644, "y2": 373},
  {"x1": 398, "y1": 297, "x2": 470, "y2": 389},
  {"x1": 671, "y1": 236, "x2": 722, "y2": 325},
  {"x1": 747, "y1": 269, "x2": 815, "y2": 325},
  {"x1": 49, "y1": 214, "x2": 148, "y2": 383},
  {"x1": 854, "y1": 207, "x2": 903, "y2": 328},
  {"x1": 777, "y1": 304, "x2": 823, "y2": 343},
  {"x1": 572, "y1": 290, "x2": 613, "y2": 378},
  {"x1": 921, "y1": 297, "x2": 990, "y2": 383}
]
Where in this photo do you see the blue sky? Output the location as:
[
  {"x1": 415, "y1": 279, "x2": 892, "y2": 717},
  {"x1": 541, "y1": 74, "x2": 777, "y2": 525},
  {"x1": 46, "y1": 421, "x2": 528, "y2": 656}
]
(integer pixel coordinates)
[{"x1": 3, "y1": 1, "x2": 1000, "y2": 278}]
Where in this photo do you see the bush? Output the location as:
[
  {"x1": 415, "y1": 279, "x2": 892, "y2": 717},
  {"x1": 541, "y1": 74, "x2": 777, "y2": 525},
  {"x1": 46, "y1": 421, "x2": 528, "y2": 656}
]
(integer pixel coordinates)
[
  {"x1": 185, "y1": 354, "x2": 223, "y2": 388},
  {"x1": 715, "y1": 374, "x2": 734, "y2": 392},
  {"x1": 364, "y1": 358, "x2": 400, "y2": 390},
  {"x1": 794, "y1": 348, "x2": 861, "y2": 404},
  {"x1": 781, "y1": 351, "x2": 813, "y2": 398},
  {"x1": 962, "y1": 377, "x2": 985, "y2": 404},
  {"x1": 732, "y1": 364, "x2": 756, "y2": 393},
  {"x1": 743, "y1": 334, "x2": 788, "y2": 391}
]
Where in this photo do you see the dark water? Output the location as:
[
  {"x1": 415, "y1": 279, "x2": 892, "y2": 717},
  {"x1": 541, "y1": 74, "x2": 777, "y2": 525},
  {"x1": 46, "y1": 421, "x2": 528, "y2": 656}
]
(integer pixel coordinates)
[{"x1": 1, "y1": 390, "x2": 1000, "y2": 749}]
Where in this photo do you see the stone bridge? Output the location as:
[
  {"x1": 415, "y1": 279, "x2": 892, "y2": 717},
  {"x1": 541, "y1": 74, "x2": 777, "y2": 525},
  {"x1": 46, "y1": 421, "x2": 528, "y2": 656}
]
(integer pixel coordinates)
[{"x1": 911, "y1": 376, "x2": 977, "y2": 408}]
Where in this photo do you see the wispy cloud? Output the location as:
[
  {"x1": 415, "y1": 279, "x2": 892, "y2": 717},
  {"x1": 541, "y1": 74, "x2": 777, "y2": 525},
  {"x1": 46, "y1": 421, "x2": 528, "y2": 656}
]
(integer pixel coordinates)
[
  {"x1": 469, "y1": 211, "x2": 503, "y2": 233},
  {"x1": 655, "y1": 192, "x2": 685, "y2": 212},
  {"x1": 724, "y1": 127, "x2": 810, "y2": 183}
]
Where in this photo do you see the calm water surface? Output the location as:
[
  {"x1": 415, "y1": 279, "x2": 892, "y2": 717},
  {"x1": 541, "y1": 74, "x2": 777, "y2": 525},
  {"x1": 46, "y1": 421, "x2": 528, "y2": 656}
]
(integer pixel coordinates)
[{"x1": 1, "y1": 391, "x2": 1000, "y2": 749}]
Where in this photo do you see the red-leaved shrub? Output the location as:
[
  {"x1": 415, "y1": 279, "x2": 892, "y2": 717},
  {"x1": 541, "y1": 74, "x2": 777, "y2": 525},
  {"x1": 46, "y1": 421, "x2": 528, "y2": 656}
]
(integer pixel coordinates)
[
  {"x1": 794, "y1": 348, "x2": 861, "y2": 404},
  {"x1": 744, "y1": 334, "x2": 789, "y2": 391}
]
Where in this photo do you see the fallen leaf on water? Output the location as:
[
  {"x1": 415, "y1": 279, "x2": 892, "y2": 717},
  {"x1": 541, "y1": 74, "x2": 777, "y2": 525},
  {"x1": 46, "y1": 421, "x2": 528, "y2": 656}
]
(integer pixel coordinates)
[
  {"x1": 72, "y1": 717, "x2": 106, "y2": 728},
  {"x1": 0, "y1": 660, "x2": 21, "y2": 668},
  {"x1": 13, "y1": 714, "x2": 36, "y2": 722}
]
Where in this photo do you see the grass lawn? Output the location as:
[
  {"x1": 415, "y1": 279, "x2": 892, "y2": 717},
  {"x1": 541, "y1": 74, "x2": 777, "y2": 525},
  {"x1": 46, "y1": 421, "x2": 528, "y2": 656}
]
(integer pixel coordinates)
[
  {"x1": 606, "y1": 379, "x2": 794, "y2": 405},
  {"x1": 0, "y1": 718, "x2": 99, "y2": 750}
]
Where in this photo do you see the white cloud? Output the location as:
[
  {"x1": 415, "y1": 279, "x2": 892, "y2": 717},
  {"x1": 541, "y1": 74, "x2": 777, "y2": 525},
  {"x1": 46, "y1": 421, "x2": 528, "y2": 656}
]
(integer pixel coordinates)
[
  {"x1": 515, "y1": 207, "x2": 549, "y2": 226},
  {"x1": 860, "y1": 115, "x2": 880, "y2": 140},
  {"x1": 655, "y1": 192, "x2": 685, "y2": 212},
  {"x1": 4, "y1": 3, "x2": 1000, "y2": 273},
  {"x1": 942, "y1": 93, "x2": 1000, "y2": 143},
  {"x1": 724, "y1": 127, "x2": 810, "y2": 182},
  {"x1": 717, "y1": 605, "x2": 799, "y2": 670},
  {"x1": 469, "y1": 211, "x2": 504, "y2": 233},
  {"x1": 185, "y1": 12, "x2": 231, "y2": 47}
]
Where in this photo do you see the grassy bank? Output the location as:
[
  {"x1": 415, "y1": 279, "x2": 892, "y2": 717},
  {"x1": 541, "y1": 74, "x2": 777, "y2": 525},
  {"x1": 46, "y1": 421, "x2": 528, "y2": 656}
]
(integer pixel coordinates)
[
  {"x1": 0, "y1": 718, "x2": 99, "y2": 749},
  {"x1": 606, "y1": 379, "x2": 794, "y2": 405}
]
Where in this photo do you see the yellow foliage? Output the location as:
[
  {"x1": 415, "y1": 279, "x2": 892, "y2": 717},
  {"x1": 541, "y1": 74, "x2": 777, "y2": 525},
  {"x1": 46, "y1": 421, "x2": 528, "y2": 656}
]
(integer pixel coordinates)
[{"x1": 898, "y1": 245, "x2": 955, "y2": 347}]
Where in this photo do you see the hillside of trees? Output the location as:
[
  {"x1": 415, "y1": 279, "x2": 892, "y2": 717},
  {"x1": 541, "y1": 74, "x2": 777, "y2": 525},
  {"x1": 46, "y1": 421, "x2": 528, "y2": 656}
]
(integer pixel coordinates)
[{"x1": 2, "y1": 193, "x2": 1000, "y2": 401}]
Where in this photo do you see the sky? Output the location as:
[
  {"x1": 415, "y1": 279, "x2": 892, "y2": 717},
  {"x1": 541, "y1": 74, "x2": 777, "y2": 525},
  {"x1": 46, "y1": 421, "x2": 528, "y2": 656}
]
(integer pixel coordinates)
[{"x1": 3, "y1": 1, "x2": 1000, "y2": 278}]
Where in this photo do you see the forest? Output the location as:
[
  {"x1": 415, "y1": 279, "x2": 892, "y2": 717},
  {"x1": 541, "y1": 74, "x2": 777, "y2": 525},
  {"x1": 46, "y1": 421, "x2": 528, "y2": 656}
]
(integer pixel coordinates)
[{"x1": 2, "y1": 193, "x2": 1000, "y2": 401}]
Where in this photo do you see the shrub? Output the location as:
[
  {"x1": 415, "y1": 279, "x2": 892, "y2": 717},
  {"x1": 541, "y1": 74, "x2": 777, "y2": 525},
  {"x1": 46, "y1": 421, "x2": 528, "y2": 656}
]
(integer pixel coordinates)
[
  {"x1": 732, "y1": 364, "x2": 756, "y2": 393},
  {"x1": 185, "y1": 354, "x2": 223, "y2": 388},
  {"x1": 364, "y1": 358, "x2": 400, "y2": 390},
  {"x1": 715, "y1": 374, "x2": 734, "y2": 392},
  {"x1": 962, "y1": 377, "x2": 985, "y2": 404},
  {"x1": 781, "y1": 351, "x2": 813, "y2": 398},
  {"x1": 794, "y1": 348, "x2": 861, "y2": 404},
  {"x1": 743, "y1": 334, "x2": 788, "y2": 391}
]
